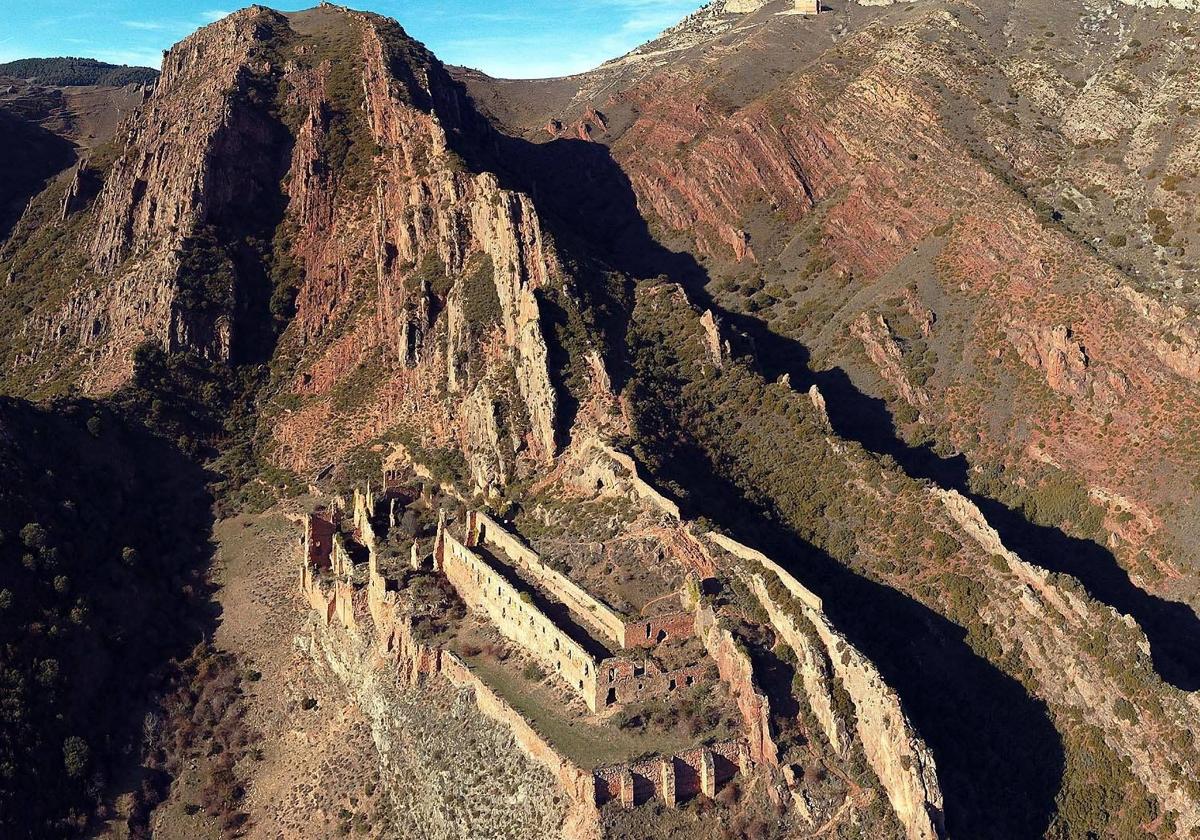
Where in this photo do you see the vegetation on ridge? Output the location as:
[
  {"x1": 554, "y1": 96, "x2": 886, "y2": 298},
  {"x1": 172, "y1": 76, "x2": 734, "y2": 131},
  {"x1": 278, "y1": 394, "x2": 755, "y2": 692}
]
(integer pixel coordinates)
[{"x1": 0, "y1": 57, "x2": 158, "y2": 87}]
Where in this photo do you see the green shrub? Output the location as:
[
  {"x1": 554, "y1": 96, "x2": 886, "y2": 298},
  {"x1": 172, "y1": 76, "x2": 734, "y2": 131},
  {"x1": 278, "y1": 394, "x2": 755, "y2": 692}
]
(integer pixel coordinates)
[
  {"x1": 0, "y1": 57, "x2": 158, "y2": 86},
  {"x1": 61, "y1": 737, "x2": 88, "y2": 778},
  {"x1": 1113, "y1": 697, "x2": 1138, "y2": 725}
]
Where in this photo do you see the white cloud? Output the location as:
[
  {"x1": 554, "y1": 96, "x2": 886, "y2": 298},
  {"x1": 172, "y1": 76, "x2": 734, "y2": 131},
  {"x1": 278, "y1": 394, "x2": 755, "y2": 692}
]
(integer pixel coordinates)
[
  {"x1": 200, "y1": 9, "x2": 233, "y2": 23},
  {"x1": 121, "y1": 21, "x2": 166, "y2": 31}
]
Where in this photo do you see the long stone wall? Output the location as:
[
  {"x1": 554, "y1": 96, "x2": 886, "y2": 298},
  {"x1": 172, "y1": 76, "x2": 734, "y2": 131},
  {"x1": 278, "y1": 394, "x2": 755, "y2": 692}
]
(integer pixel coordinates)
[
  {"x1": 469, "y1": 511, "x2": 629, "y2": 649},
  {"x1": 298, "y1": 515, "x2": 741, "y2": 820},
  {"x1": 440, "y1": 651, "x2": 598, "y2": 804},
  {"x1": 471, "y1": 510, "x2": 696, "y2": 652},
  {"x1": 707, "y1": 532, "x2": 823, "y2": 612},
  {"x1": 749, "y1": 578, "x2": 848, "y2": 756},
  {"x1": 438, "y1": 526, "x2": 604, "y2": 711},
  {"x1": 569, "y1": 435, "x2": 682, "y2": 520},
  {"x1": 713, "y1": 534, "x2": 945, "y2": 840},
  {"x1": 301, "y1": 612, "x2": 583, "y2": 840},
  {"x1": 437, "y1": 649, "x2": 739, "y2": 811}
]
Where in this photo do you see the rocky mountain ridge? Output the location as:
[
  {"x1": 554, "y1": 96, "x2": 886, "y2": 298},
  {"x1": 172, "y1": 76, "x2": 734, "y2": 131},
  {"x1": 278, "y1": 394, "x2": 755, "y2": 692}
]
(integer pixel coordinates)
[{"x1": 463, "y1": 0, "x2": 1200, "y2": 619}]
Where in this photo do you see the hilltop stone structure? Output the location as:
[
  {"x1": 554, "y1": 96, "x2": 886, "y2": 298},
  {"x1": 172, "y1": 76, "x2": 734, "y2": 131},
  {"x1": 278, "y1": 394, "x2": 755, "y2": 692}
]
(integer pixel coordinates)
[
  {"x1": 298, "y1": 474, "x2": 745, "y2": 814},
  {"x1": 725, "y1": 0, "x2": 820, "y2": 14},
  {"x1": 296, "y1": 445, "x2": 947, "y2": 838},
  {"x1": 439, "y1": 510, "x2": 709, "y2": 712}
]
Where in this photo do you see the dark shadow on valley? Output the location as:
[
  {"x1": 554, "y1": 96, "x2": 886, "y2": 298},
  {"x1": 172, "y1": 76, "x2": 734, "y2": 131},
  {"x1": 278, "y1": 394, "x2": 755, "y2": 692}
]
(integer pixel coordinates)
[
  {"x1": 0, "y1": 110, "x2": 77, "y2": 242},
  {"x1": 697, "y1": 279, "x2": 1200, "y2": 693},
  {"x1": 654, "y1": 433, "x2": 1062, "y2": 840},
  {"x1": 0, "y1": 397, "x2": 221, "y2": 838}
]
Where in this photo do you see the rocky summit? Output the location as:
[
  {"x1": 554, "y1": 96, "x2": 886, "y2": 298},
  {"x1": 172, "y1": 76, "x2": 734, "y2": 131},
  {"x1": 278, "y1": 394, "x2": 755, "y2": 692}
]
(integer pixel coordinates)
[{"x1": 2, "y1": 1, "x2": 1200, "y2": 838}]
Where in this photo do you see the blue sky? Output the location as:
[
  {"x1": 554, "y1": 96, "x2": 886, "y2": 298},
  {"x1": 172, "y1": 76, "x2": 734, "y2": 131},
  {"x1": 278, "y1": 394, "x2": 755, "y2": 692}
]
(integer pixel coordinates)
[{"x1": 0, "y1": 0, "x2": 699, "y2": 78}]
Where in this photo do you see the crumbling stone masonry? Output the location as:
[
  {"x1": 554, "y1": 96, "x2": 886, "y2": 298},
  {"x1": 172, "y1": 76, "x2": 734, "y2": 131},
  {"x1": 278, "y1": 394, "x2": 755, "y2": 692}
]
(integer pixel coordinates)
[
  {"x1": 438, "y1": 525, "x2": 605, "y2": 710},
  {"x1": 708, "y1": 532, "x2": 945, "y2": 840},
  {"x1": 439, "y1": 515, "x2": 711, "y2": 712},
  {"x1": 466, "y1": 510, "x2": 696, "y2": 650},
  {"x1": 560, "y1": 440, "x2": 946, "y2": 834},
  {"x1": 297, "y1": 482, "x2": 749, "y2": 814},
  {"x1": 695, "y1": 603, "x2": 780, "y2": 768},
  {"x1": 592, "y1": 741, "x2": 745, "y2": 808}
]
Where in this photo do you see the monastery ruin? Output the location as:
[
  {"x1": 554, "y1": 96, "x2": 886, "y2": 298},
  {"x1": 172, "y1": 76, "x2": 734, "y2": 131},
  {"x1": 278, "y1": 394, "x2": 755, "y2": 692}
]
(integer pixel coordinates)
[{"x1": 296, "y1": 443, "x2": 945, "y2": 837}]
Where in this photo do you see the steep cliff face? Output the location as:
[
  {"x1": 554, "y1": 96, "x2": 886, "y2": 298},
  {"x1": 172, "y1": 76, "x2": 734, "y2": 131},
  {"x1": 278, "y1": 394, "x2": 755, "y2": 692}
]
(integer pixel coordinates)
[
  {"x1": 87, "y1": 10, "x2": 281, "y2": 276},
  {"x1": 261, "y1": 7, "x2": 564, "y2": 487},
  {"x1": 460, "y1": 0, "x2": 1200, "y2": 602},
  {"x1": 4, "y1": 9, "x2": 294, "y2": 391},
  {"x1": 615, "y1": 273, "x2": 1200, "y2": 837},
  {"x1": 6, "y1": 2, "x2": 1200, "y2": 837},
  {"x1": 0, "y1": 5, "x2": 576, "y2": 491}
]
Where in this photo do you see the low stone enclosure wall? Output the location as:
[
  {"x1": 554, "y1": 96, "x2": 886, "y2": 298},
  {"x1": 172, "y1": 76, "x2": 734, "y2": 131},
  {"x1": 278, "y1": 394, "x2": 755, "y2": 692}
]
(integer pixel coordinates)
[
  {"x1": 442, "y1": 645, "x2": 742, "y2": 810},
  {"x1": 297, "y1": 510, "x2": 744, "y2": 812},
  {"x1": 559, "y1": 441, "x2": 946, "y2": 839},
  {"x1": 300, "y1": 457, "x2": 942, "y2": 832}
]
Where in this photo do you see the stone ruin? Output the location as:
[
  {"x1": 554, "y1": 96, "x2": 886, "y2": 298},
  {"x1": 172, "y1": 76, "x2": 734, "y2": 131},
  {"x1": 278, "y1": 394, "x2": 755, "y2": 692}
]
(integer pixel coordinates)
[
  {"x1": 298, "y1": 475, "x2": 746, "y2": 812},
  {"x1": 297, "y1": 452, "x2": 945, "y2": 838},
  {"x1": 725, "y1": 0, "x2": 820, "y2": 14},
  {"x1": 438, "y1": 509, "x2": 711, "y2": 713}
]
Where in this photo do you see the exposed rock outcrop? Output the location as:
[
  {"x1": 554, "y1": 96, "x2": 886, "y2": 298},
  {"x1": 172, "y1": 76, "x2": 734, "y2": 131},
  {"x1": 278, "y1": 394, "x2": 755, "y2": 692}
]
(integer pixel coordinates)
[
  {"x1": 71, "y1": 8, "x2": 290, "y2": 387},
  {"x1": 851, "y1": 312, "x2": 929, "y2": 408},
  {"x1": 1117, "y1": 285, "x2": 1200, "y2": 384},
  {"x1": 300, "y1": 614, "x2": 577, "y2": 840},
  {"x1": 6, "y1": 8, "x2": 565, "y2": 485},
  {"x1": 699, "y1": 309, "x2": 725, "y2": 368},
  {"x1": 1004, "y1": 321, "x2": 1129, "y2": 409},
  {"x1": 935, "y1": 487, "x2": 1200, "y2": 832},
  {"x1": 272, "y1": 11, "x2": 560, "y2": 480},
  {"x1": 695, "y1": 604, "x2": 780, "y2": 769},
  {"x1": 709, "y1": 533, "x2": 944, "y2": 840}
]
